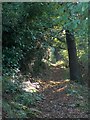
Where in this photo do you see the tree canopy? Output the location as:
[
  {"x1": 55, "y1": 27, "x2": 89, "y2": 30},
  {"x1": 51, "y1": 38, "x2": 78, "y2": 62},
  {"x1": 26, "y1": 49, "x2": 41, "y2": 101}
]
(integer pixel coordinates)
[
  {"x1": 2, "y1": 2, "x2": 88, "y2": 74},
  {"x1": 2, "y1": 2, "x2": 88, "y2": 118}
]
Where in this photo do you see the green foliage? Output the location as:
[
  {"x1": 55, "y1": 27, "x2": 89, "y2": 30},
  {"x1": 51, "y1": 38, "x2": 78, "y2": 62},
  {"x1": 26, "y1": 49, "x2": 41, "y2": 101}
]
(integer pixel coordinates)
[
  {"x1": 3, "y1": 100, "x2": 38, "y2": 118},
  {"x1": 3, "y1": 76, "x2": 21, "y2": 95},
  {"x1": 2, "y1": 2, "x2": 88, "y2": 75},
  {"x1": 15, "y1": 92, "x2": 42, "y2": 107},
  {"x1": 2, "y1": 2, "x2": 88, "y2": 118},
  {"x1": 3, "y1": 75, "x2": 43, "y2": 118},
  {"x1": 3, "y1": 47, "x2": 22, "y2": 76},
  {"x1": 2, "y1": 3, "x2": 50, "y2": 76}
]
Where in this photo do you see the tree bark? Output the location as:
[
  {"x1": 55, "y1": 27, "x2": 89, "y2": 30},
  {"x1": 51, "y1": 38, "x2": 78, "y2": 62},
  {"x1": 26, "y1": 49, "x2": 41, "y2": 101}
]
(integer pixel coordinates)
[{"x1": 66, "y1": 30, "x2": 80, "y2": 81}]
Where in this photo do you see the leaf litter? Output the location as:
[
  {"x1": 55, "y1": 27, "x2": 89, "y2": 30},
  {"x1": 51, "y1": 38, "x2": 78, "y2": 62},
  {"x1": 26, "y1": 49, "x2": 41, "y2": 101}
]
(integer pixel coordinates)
[{"x1": 34, "y1": 65, "x2": 88, "y2": 118}]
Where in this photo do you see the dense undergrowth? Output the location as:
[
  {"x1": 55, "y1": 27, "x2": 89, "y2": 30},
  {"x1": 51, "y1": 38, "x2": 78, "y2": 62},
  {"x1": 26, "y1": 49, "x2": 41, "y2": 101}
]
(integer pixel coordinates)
[{"x1": 2, "y1": 75, "x2": 43, "y2": 118}]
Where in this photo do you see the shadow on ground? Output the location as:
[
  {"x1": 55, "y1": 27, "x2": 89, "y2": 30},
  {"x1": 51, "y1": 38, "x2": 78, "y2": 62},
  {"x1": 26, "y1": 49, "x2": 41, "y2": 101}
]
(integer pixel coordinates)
[{"x1": 34, "y1": 64, "x2": 88, "y2": 118}]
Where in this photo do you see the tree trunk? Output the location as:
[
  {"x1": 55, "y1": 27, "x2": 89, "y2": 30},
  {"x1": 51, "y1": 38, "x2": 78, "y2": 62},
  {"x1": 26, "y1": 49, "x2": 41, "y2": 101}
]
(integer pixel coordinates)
[
  {"x1": 54, "y1": 48, "x2": 61, "y2": 61},
  {"x1": 66, "y1": 30, "x2": 80, "y2": 81}
]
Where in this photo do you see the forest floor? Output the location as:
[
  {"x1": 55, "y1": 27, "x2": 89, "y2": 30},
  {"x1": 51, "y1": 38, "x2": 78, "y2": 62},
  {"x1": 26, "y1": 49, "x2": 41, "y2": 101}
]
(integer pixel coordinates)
[
  {"x1": 32, "y1": 64, "x2": 89, "y2": 118},
  {"x1": 4, "y1": 63, "x2": 88, "y2": 118}
]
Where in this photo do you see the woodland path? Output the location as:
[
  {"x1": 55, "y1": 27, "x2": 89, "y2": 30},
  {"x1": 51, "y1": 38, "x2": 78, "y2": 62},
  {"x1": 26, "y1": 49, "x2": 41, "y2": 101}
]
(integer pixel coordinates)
[{"x1": 35, "y1": 65, "x2": 88, "y2": 118}]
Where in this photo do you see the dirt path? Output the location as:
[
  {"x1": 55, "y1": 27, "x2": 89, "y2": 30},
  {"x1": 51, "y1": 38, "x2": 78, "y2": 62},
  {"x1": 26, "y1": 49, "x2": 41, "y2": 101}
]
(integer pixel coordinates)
[{"x1": 35, "y1": 65, "x2": 88, "y2": 118}]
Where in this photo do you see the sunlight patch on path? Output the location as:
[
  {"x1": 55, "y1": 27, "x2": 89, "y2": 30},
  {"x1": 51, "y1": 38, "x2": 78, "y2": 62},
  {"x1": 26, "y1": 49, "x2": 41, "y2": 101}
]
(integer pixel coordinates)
[
  {"x1": 37, "y1": 79, "x2": 70, "y2": 94},
  {"x1": 21, "y1": 81, "x2": 40, "y2": 93},
  {"x1": 53, "y1": 85, "x2": 67, "y2": 93}
]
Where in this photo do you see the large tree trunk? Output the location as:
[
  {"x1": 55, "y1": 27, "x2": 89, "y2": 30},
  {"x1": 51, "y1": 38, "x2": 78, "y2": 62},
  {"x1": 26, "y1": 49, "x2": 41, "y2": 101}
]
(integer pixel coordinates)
[{"x1": 66, "y1": 30, "x2": 80, "y2": 81}]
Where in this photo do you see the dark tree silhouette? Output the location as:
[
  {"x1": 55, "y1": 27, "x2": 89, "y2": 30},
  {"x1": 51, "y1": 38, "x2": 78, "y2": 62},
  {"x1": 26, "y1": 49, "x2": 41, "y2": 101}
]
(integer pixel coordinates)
[{"x1": 66, "y1": 30, "x2": 81, "y2": 81}]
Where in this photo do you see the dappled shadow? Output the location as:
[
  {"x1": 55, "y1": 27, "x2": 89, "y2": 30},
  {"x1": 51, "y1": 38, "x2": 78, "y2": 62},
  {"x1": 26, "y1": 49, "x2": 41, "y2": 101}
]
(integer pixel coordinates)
[
  {"x1": 39, "y1": 64, "x2": 69, "y2": 82},
  {"x1": 37, "y1": 79, "x2": 70, "y2": 94},
  {"x1": 15, "y1": 64, "x2": 88, "y2": 118},
  {"x1": 34, "y1": 65, "x2": 88, "y2": 118}
]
